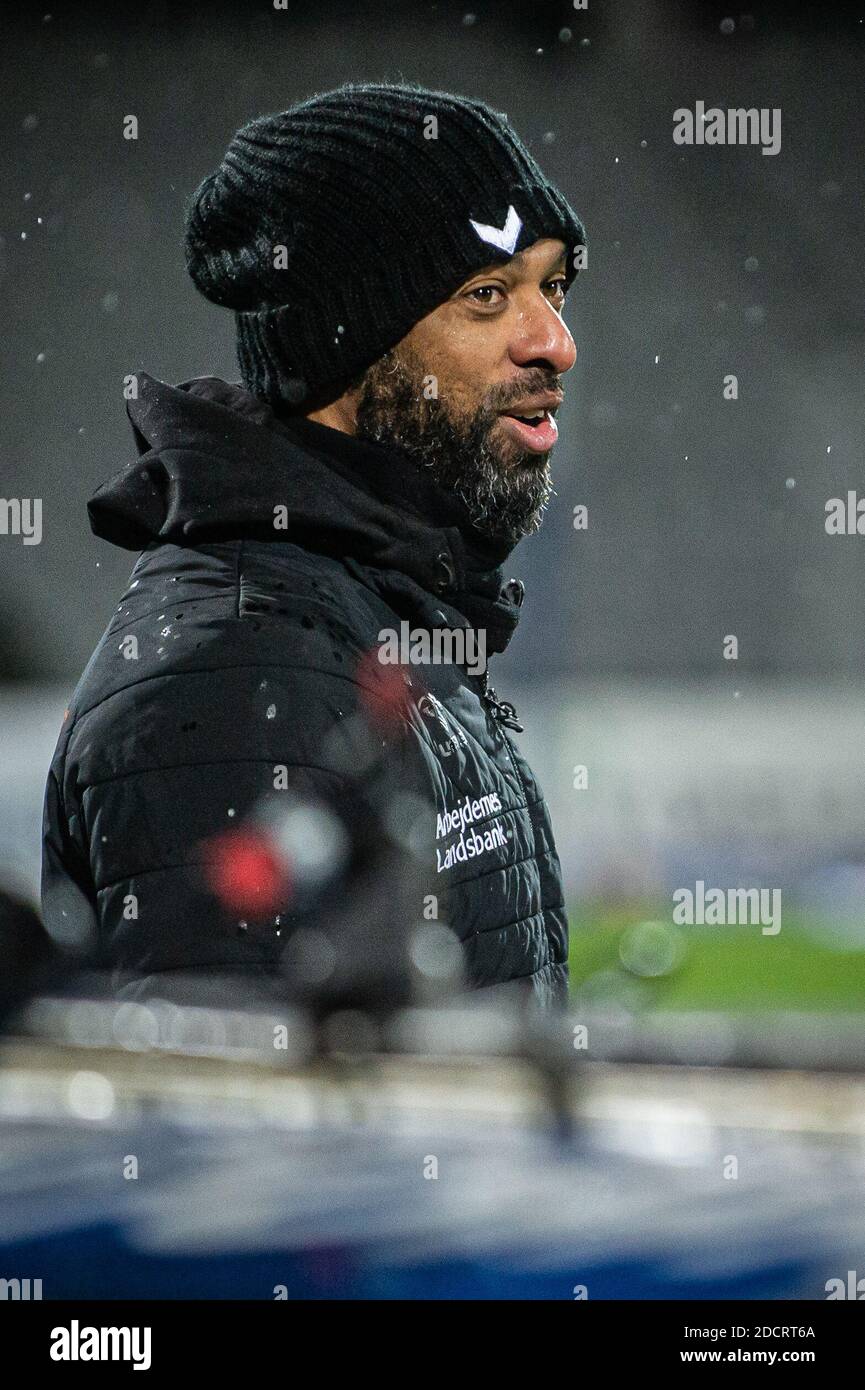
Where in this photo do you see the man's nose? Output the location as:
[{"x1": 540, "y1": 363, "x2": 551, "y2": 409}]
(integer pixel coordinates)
[{"x1": 509, "y1": 296, "x2": 577, "y2": 375}]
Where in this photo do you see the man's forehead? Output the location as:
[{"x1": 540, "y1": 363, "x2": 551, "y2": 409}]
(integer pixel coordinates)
[{"x1": 473, "y1": 238, "x2": 568, "y2": 278}]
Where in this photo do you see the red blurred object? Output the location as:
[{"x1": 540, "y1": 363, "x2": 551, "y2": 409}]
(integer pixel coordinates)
[
  {"x1": 203, "y1": 829, "x2": 289, "y2": 915},
  {"x1": 355, "y1": 647, "x2": 421, "y2": 732}
]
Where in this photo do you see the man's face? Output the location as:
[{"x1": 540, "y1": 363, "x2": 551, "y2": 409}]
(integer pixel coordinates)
[{"x1": 351, "y1": 238, "x2": 577, "y2": 547}]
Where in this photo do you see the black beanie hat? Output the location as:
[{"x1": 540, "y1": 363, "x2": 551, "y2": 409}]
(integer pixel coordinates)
[{"x1": 184, "y1": 81, "x2": 586, "y2": 410}]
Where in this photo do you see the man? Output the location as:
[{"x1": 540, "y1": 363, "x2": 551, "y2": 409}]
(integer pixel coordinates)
[{"x1": 41, "y1": 82, "x2": 586, "y2": 1007}]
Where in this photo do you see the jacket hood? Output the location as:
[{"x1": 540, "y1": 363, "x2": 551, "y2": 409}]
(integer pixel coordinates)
[{"x1": 88, "y1": 373, "x2": 525, "y2": 652}]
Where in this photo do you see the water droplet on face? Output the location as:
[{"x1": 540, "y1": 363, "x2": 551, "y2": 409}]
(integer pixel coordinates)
[
  {"x1": 227, "y1": 808, "x2": 236, "y2": 818},
  {"x1": 786, "y1": 478, "x2": 796, "y2": 489},
  {"x1": 266, "y1": 704, "x2": 276, "y2": 719}
]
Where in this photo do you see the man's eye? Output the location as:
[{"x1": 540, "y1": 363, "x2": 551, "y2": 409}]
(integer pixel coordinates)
[
  {"x1": 465, "y1": 279, "x2": 567, "y2": 307},
  {"x1": 466, "y1": 284, "x2": 504, "y2": 305}
]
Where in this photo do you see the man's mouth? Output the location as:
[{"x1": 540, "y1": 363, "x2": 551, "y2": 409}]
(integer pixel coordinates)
[{"x1": 497, "y1": 407, "x2": 559, "y2": 454}]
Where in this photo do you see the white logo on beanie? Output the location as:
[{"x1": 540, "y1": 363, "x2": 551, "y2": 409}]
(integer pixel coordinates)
[{"x1": 469, "y1": 204, "x2": 522, "y2": 255}]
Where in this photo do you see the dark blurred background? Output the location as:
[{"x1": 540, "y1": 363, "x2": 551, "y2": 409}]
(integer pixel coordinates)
[
  {"x1": 3, "y1": 0, "x2": 864, "y2": 681},
  {"x1": 2, "y1": 2, "x2": 865, "y2": 1012}
]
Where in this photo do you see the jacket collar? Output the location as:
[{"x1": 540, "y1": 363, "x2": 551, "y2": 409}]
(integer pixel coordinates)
[
  {"x1": 269, "y1": 412, "x2": 524, "y2": 653},
  {"x1": 89, "y1": 373, "x2": 524, "y2": 654}
]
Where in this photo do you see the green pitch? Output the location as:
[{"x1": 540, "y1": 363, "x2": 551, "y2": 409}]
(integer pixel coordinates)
[{"x1": 567, "y1": 902, "x2": 865, "y2": 1011}]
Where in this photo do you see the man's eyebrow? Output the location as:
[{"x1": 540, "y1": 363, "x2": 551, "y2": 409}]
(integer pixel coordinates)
[
  {"x1": 470, "y1": 247, "x2": 569, "y2": 279},
  {"x1": 541, "y1": 249, "x2": 569, "y2": 277}
]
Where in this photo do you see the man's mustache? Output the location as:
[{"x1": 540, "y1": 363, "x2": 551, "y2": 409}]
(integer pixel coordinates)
[{"x1": 490, "y1": 376, "x2": 564, "y2": 416}]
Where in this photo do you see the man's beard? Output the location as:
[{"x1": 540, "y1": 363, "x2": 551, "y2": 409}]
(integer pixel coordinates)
[{"x1": 353, "y1": 345, "x2": 560, "y2": 547}]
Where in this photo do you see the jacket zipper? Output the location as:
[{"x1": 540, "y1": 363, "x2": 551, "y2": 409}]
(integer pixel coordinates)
[
  {"x1": 480, "y1": 670, "x2": 524, "y2": 732},
  {"x1": 480, "y1": 672, "x2": 548, "y2": 954}
]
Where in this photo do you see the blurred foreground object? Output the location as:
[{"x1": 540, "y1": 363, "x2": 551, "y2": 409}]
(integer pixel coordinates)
[
  {"x1": 0, "y1": 885, "x2": 61, "y2": 1027},
  {"x1": 2, "y1": 996, "x2": 865, "y2": 1299}
]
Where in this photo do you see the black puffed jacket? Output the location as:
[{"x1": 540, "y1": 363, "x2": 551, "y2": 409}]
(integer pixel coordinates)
[{"x1": 41, "y1": 375, "x2": 568, "y2": 1005}]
